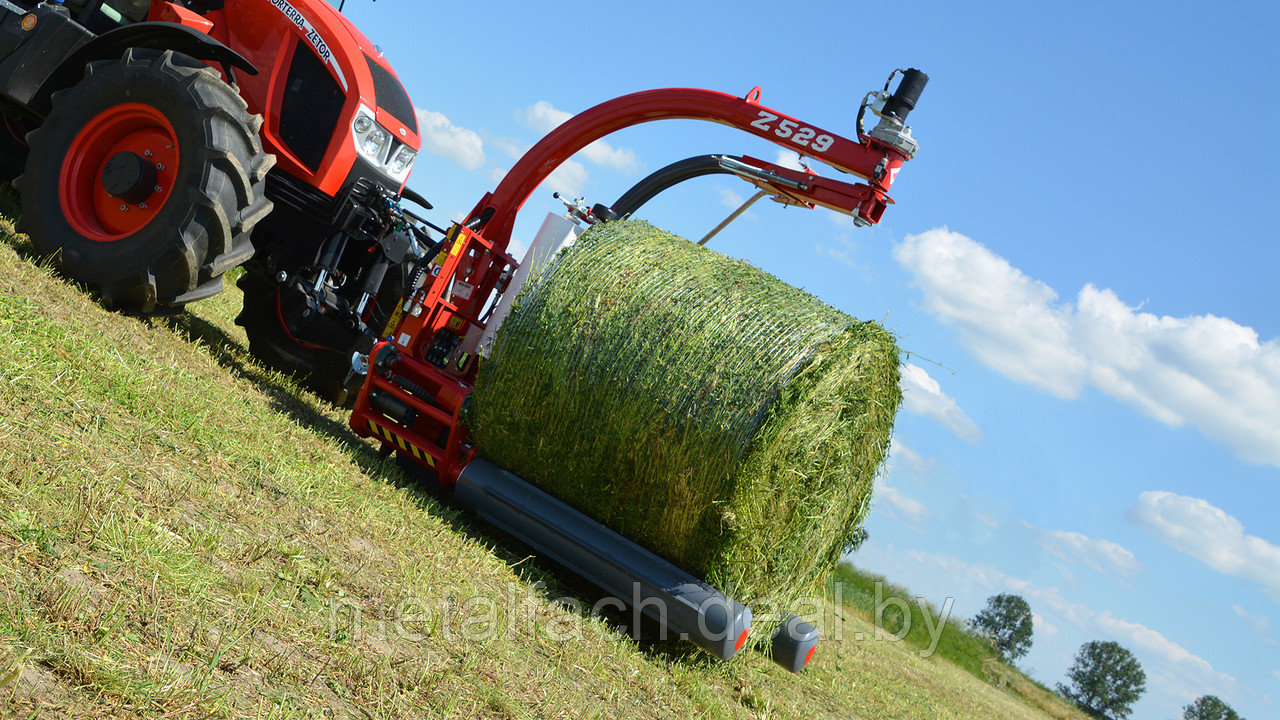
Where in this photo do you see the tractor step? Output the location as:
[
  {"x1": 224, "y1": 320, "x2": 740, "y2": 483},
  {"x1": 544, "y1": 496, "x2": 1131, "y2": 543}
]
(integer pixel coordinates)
[
  {"x1": 170, "y1": 276, "x2": 225, "y2": 305},
  {"x1": 204, "y1": 240, "x2": 256, "y2": 277}
]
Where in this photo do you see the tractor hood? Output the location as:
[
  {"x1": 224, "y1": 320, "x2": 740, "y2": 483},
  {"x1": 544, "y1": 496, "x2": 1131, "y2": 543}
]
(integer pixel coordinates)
[{"x1": 227, "y1": 0, "x2": 421, "y2": 194}]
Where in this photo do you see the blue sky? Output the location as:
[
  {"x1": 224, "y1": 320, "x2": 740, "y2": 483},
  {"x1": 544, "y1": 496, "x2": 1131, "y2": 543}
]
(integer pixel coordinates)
[{"x1": 335, "y1": 2, "x2": 1278, "y2": 717}]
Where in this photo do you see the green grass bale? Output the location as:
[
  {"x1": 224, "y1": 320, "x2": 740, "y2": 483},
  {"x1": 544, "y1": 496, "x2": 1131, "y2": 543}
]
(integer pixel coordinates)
[{"x1": 470, "y1": 220, "x2": 901, "y2": 634}]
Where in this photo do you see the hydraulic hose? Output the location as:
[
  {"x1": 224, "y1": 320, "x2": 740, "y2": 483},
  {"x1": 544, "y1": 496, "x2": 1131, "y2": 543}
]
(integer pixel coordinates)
[{"x1": 610, "y1": 154, "x2": 738, "y2": 218}]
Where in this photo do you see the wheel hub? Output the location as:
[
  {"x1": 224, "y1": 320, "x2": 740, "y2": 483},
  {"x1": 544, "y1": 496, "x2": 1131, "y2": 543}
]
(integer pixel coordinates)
[
  {"x1": 101, "y1": 151, "x2": 158, "y2": 204},
  {"x1": 58, "y1": 102, "x2": 180, "y2": 242}
]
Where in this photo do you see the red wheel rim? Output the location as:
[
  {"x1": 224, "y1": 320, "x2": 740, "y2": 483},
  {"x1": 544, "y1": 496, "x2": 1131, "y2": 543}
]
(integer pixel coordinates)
[
  {"x1": 59, "y1": 103, "x2": 180, "y2": 242},
  {"x1": 275, "y1": 287, "x2": 331, "y2": 351}
]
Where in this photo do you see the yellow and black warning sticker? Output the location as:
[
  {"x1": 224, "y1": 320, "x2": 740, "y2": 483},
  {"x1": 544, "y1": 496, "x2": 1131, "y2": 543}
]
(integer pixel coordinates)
[
  {"x1": 368, "y1": 420, "x2": 436, "y2": 467},
  {"x1": 380, "y1": 298, "x2": 406, "y2": 338}
]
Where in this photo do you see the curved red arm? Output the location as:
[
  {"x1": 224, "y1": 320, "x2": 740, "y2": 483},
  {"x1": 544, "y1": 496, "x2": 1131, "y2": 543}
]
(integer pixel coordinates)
[{"x1": 467, "y1": 87, "x2": 910, "y2": 252}]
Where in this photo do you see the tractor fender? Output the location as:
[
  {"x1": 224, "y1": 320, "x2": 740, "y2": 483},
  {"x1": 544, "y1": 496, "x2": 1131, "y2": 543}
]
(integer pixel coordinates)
[{"x1": 30, "y1": 21, "x2": 257, "y2": 117}]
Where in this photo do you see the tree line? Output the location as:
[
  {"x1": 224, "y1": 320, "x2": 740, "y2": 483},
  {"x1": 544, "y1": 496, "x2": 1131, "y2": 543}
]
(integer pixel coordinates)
[{"x1": 970, "y1": 593, "x2": 1242, "y2": 720}]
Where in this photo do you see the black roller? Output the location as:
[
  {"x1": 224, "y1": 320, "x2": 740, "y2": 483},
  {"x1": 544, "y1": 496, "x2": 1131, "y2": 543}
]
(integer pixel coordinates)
[
  {"x1": 455, "y1": 458, "x2": 754, "y2": 660},
  {"x1": 770, "y1": 614, "x2": 821, "y2": 673}
]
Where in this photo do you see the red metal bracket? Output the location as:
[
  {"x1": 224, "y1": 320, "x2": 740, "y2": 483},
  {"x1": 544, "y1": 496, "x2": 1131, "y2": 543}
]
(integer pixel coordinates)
[
  {"x1": 466, "y1": 87, "x2": 910, "y2": 255},
  {"x1": 351, "y1": 83, "x2": 918, "y2": 485}
]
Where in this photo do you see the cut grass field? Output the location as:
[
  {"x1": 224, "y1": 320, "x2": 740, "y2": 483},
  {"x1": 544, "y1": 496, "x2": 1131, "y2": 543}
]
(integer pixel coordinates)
[{"x1": 0, "y1": 203, "x2": 1090, "y2": 719}]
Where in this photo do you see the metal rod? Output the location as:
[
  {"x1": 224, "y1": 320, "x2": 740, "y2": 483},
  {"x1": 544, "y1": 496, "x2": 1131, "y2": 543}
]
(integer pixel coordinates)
[
  {"x1": 698, "y1": 189, "x2": 768, "y2": 246},
  {"x1": 716, "y1": 155, "x2": 807, "y2": 190}
]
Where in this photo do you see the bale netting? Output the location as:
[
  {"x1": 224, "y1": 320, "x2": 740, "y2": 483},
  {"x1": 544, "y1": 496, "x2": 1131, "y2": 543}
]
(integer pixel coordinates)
[{"x1": 469, "y1": 219, "x2": 901, "y2": 639}]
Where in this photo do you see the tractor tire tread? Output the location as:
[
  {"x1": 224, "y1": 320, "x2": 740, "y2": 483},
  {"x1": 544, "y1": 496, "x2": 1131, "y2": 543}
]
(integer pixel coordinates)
[
  {"x1": 234, "y1": 272, "x2": 353, "y2": 405},
  {"x1": 17, "y1": 48, "x2": 273, "y2": 313}
]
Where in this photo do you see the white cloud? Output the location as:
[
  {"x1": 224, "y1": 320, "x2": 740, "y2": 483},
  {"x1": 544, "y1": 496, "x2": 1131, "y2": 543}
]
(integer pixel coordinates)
[
  {"x1": 815, "y1": 237, "x2": 861, "y2": 271},
  {"x1": 897, "y1": 548, "x2": 1031, "y2": 597},
  {"x1": 894, "y1": 228, "x2": 1280, "y2": 467},
  {"x1": 718, "y1": 187, "x2": 746, "y2": 209},
  {"x1": 874, "y1": 441, "x2": 941, "y2": 526},
  {"x1": 1053, "y1": 562, "x2": 1079, "y2": 587},
  {"x1": 873, "y1": 478, "x2": 930, "y2": 528},
  {"x1": 518, "y1": 100, "x2": 571, "y2": 134},
  {"x1": 414, "y1": 108, "x2": 485, "y2": 170},
  {"x1": 890, "y1": 441, "x2": 923, "y2": 474},
  {"x1": 900, "y1": 363, "x2": 983, "y2": 442},
  {"x1": 1230, "y1": 604, "x2": 1270, "y2": 632},
  {"x1": 874, "y1": 548, "x2": 1238, "y2": 705},
  {"x1": 773, "y1": 150, "x2": 806, "y2": 172},
  {"x1": 715, "y1": 186, "x2": 762, "y2": 223},
  {"x1": 1231, "y1": 604, "x2": 1277, "y2": 645},
  {"x1": 1039, "y1": 529, "x2": 1143, "y2": 581},
  {"x1": 1094, "y1": 610, "x2": 1238, "y2": 701},
  {"x1": 518, "y1": 101, "x2": 640, "y2": 173},
  {"x1": 1032, "y1": 612, "x2": 1059, "y2": 638},
  {"x1": 494, "y1": 158, "x2": 589, "y2": 199},
  {"x1": 894, "y1": 229, "x2": 1085, "y2": 397},
  {"x1": 974, "y1": 510, "x2": 999, "y2": 528},
  {"x1": 490, "y1": 136, "x2": 530, "y2": 160},
  {"x1": 1130, "y1": 491, "x2": 1280, "y2": 599},
  {"x1": 887, "y1": 441, "x2": 936, "y2": 484},
  {"x1": 543, "y1": 159, "x2": 589, "y2": 199},
  {"x1": 1023, "y1": 585, "x2": 1091, "y2": 630},
  {"x1": 860, "y1": 543, "x2": 1239, "y2": 707}
]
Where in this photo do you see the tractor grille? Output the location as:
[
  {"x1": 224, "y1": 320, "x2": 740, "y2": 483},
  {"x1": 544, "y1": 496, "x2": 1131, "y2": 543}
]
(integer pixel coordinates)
[
  {"x1": 265, "y1": 165, "x2": 379, "y2": 229},
  {"x1": 279, "y1": 41, "x2": 345, "y2": 172}
]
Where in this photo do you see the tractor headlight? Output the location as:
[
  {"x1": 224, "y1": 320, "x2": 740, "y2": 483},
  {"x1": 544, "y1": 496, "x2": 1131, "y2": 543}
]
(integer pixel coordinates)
[
  {"x1": 362, "y1": 128, "x2": 389, "y2": 159},
  {"x1": 353, "y1": 106, "x2": 389, "y2": 162},
  {"x1": 390, "y1": 146, "x2": 417, "y2": 175},
  {"x1": 352, "y1": 104, "x2": 418, "y2": 183}
]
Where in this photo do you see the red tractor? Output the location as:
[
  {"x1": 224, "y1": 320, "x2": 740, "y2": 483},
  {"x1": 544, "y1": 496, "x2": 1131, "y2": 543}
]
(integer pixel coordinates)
[{"x1": 1, "y1": 0, "x2": 429, "y2": 402}]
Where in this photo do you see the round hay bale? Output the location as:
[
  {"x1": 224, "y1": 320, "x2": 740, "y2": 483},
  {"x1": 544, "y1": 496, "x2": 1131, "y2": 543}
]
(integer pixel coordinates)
[{"x1": 470, "y1": 219, "x2": 901, "y2": 629}]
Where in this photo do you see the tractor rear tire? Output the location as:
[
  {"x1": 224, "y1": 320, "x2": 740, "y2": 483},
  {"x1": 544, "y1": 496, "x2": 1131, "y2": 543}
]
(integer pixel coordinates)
[
  {"x1": 235, "y1": 272, "x2": 359, "y2": 406},
  {"x1": 0, "y1": 117, "x2": 30, "y2": 184},
  {"x1": 15, "y1": 48, "x2": 274, "y2": 313},
  {"x1": 235, "y1": 266, "x2": 409, "y2": 407}
]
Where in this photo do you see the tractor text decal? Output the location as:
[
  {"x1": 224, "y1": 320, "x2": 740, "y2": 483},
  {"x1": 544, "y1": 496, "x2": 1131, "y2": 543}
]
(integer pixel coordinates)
[
  {"x1": 268, "y1": 0, "x2": 349, "y2": 91},
  {"x1": 750, "y1": 111, "x2": 835, "y2": 153}
]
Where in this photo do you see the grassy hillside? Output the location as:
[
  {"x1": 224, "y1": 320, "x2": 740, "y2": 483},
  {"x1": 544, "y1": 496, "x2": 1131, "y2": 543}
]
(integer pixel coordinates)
[
  {"x1": 830, "y1": 562, "x2": 1000, "y2": 678},
  {"x1": 829, "y1": 563, "x2": 1087, "y2": 720},
  {"x1": 0, "y1": 205, "x2": 1089, "y2": 720}
]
